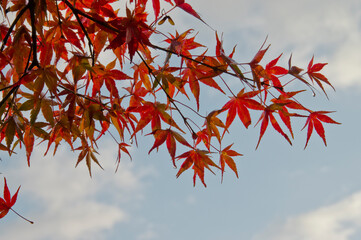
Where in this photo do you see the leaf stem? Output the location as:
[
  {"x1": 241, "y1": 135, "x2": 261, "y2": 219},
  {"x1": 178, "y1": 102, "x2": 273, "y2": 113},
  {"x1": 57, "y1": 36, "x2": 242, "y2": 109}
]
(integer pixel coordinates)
[{"x1": 10, "y1": 208, "x2": 34, "y2": 224}]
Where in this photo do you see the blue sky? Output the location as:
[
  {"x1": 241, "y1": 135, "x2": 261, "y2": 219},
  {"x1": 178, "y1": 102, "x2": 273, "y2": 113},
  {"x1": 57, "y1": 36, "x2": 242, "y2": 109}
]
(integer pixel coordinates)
[{"x1": 1, "y1": 0, "x2": 361, "y2": 239}]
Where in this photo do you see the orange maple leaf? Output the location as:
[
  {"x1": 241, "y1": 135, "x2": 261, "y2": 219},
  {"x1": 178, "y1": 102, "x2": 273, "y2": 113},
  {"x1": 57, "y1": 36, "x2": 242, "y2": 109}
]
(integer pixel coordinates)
[
  {"x1": 176, "y1": 149, "x2": 220, "y2": 187},
  {"x1": 219, "y1": 144, "x2": 242, "y2": 182}
]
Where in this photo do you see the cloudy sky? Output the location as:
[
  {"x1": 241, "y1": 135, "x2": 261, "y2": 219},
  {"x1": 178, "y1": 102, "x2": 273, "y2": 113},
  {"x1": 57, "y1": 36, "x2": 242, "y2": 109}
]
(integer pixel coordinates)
[{"x1": 1, "y1": 0, "x2": 361, "y2": 239}]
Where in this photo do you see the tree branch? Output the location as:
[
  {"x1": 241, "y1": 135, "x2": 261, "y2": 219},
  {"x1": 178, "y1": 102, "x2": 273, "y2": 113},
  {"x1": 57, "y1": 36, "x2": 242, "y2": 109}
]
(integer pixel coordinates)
[
  {"x1": 64, "y1": 1, "x2": 95, "y2": 65},
  {"x1": 0, "y1": 5, "x2": 29, "y2": 51},
  {"x1": 28, "y1": 0, "x2": 39, "y2": 69}
]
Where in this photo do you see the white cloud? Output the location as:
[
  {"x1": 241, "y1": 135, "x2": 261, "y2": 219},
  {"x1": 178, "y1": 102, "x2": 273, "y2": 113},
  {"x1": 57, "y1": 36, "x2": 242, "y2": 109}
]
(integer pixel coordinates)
[
  {"x1": 0, "y1": 139, "x2": 157, "y2": 240},
  {"x1": 328, "y1": 38, "x2": 361, "y2": 88},
  {"x1": 253, "y1": 191, "x2": 361, "y2": 240},
  {"x1": 187, "y1": 0, "x2": 361, "y2": 89}
]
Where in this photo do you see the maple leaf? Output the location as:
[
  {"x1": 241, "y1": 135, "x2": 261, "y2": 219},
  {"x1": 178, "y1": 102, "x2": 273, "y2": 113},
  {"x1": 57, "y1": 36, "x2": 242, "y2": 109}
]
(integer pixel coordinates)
[
  {"x1": 249, "y1": 44, "x2": 271, "y2": 90},
  {"x1": 194, "y1": 129, "x2": 212, "y2": 151},
  {"x1": 107, "y1": 6, "x2": 152, "y2": 60},
  {"x1": 152, "y1": 0, "x2": 160, "y2": 18},
  {"x1": 307, "y1": 56, "x2": 335, "y2": 96},
  {"x1": 76, "y1": 146, "x2": 104, "y2": 177},
  {"x1": 219, "y1": 144, "x2": 241, "y2": 182},
  {"x1": 148, "y1": 128, "x2": 192, "y2": 166},
  {"x1": 271, "y1": 91, "x2": 307, "y2": 111},
  {"x1": 39, "y1": 40, "x2": 53, "y2": 66},
  {"x1": 182, "y1": 55, "x2": 225, "y2": 110},
  {"x1": 174, "y1": 0, "x2": 201, "y2": 20},
  {"x1": 131, "y1": 101, "x2": 183, "y2": 133},
  {"x1": 91, "y1": 61, "x2": 132, "y2": 99},
  {"x1": 164, "y1": 30, "x2": 204, "y2": 59},
  {"x1": 62, "y1": 24, "x2": 83, "y2": 50},
  {"x1": 203, "y1": 109, "x2": 226, "y2": 143},
  {"x1": 250, "y1": 44, "x2": 270, "y2": 66},
  {"x1": 89, "y1": 0, "x2": 118, "y2": 18},
  {"x1": 176, "y1": 149, "x2": 220, "y2": 187},
  {"x1": 0, "y1": 177, "x2": 20, "y2": 219},
  {"x1": 133, "y1": 60, "x2": 154, "y2": 91},
  {"x1": 153, "y1": 67, "x2": 188, "y2": 99},
  {"x1": 271, "y1": 91, "x2": 307, "y2": 138},
  {"x1": 0, "y1": 177, "x2": 32, "y2": 223},
  {"x1": 45, "y1": 120, "x2": 76, "y2": 157},
  {"x1": 215, "y1": 33, "x2": 244, "y2": 80},
  {"x1": 116, "y1": 142, "x2": 132, "y2": 172},
  {"x1": 302, "y1": 111, "x2": 340, "y2": 149},
  {"x1": 265, "y1": 54, "x2": 288, "y2": 90},
  {"x1": 288, "y1": 54, "x2": 312, "y2": 88},
  {"x1": 109, "y1": 104, "x2": 137, "y2": 141},
  {"x1": 256, "y1": 104, "x2": 293, "y2": 149},
  {"x1": 24, "y1": 125, "x2": 34, "y2": 166},
  {"x1": 96, "y1": 120, "x2": 110, "y2": 140},
  {"x1": 222, "y1": 89, "x2": 264, "y2": 130}
]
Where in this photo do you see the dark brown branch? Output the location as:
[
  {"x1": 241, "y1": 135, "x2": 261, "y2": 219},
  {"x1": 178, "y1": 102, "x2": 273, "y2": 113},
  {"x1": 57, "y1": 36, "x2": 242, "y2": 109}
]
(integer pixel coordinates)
[
  {"x1": 0, "y1": 47, "x2": 33, "y2": 112},
  {"x1": 152, "y1": 45, "x2": 248, "y2": 81},
  {"x1": 61, "y1": 0, "x2": 119, "y2": 33},
  {"x1": 0, "y1": 85, "x2": 19, "y2": 112},
  {"x1": 28, "y1": 0, "x2": 39, "y2": 69},
  {"x1": 60, "y1": 0, "x2": 279, "y2": 94},
  {"x1": 57, "y1": 84, "x2": 108, "y2": 109},
  {"x1": 0, "y1": 5, "x2": 29, "y2": 51},
  {"x1": 64, "y1": 1, "x2": 95, "y2": 65}
]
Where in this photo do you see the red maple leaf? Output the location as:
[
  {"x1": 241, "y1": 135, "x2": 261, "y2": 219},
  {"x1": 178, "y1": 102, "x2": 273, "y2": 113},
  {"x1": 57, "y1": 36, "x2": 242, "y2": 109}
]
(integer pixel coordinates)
[
  {"x1": 307, "y1": 57, "x2": 335, "y2": 96},
  {"x1": 265, "y1": 54, "x2": 288, "y2": 90},
  {"x1": 0, "y1": 177, "x2": 20, "y2": 219},
  {"x1": 302, "y1": 111, "x2": 340, "y2": 148},
  {"x1": 271, "y1": 91, "x2": 308, "y2": 138},
  {"x1": 165, "y1": 30, "x2": 204, "y2": 58},
  {"x1": 131, "y1": 101, "x2": 182, "y2": 133},
  {"x1": 107, "y1": 6, "x2": 152, "y2": 60},
  {"x1": 0, "y1": 177, "x2": 32, "y2": 223},
  {"x1": 174, "y1": 0, "x2": 201, "y2": 20},
  {"x1": 182, "y1": 55, "x2": 224, "y2": 110},
  {"x1": 222, "y1": 89, "x2": 264, "y2": 129},
  {"x1": 194, "y1": 129, "x2": 212, "y2": 151},
  {"x1": 256, "y1": 104, "x2": 293, "y2": 149}
]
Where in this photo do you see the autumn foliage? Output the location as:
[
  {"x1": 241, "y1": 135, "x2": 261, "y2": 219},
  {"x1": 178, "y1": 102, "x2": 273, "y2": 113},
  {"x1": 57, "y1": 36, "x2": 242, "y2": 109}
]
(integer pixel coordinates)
[
  {"x1": 0, "y1": 177, "x2": 33, "y2": 223},
  {"x1": 0, "y1": 0, "x2": 339, "y2": 221}
]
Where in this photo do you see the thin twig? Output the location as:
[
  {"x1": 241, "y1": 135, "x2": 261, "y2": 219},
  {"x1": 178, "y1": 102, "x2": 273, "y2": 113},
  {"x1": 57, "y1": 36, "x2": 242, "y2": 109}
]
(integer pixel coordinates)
[
  {"x1": 57, "y1": 84, "x2": 108, "y2": 108},
  {"x1": 137, "y1": 51, "x2": 197, "y2": 136},
  {"x1": 66, "y1": 3, "x2": 95, "y2": 65}
]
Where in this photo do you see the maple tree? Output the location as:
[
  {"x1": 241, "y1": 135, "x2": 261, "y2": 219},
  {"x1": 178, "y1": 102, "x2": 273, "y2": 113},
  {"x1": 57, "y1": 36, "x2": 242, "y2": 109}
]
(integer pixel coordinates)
[{"x1": 0, "y1": 0, "x2": 340, "y2": 221}]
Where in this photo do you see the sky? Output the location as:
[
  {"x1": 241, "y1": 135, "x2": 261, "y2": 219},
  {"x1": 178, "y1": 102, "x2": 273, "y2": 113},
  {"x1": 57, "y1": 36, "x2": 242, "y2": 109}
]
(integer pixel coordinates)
[{"x1": 1, "y1": 0, "x2": 361, "y2": 239}]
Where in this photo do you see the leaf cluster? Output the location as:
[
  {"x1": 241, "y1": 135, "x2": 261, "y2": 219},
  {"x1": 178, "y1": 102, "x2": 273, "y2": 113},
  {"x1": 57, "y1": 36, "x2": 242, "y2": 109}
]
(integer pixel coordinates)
[{"x1": 0, "y1": 0, "x2": 339, "y2": 194}]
